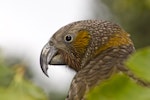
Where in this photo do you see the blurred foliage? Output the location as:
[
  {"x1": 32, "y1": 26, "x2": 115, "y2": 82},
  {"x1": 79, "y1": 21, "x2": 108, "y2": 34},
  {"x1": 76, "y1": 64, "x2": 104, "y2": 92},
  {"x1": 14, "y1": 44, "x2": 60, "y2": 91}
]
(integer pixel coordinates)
[
  {"x1": 0, "y1": 64, "x2": 14, "y2": 87},
  {"x1": 0, "y1": 54, "x2": 48, "y2": 100},
  {"x1": 87, "y1": 47, "x2": 150, "y2": 100},
  {"x1": 48, "y1": 92, "x2": 66, "y2": 100},
  {"x1": 126, "y1": 47, "x2": 150, "y2": 82},
  {"x1": 100, "y1": 0, "x2": 150, "y2": 48}
]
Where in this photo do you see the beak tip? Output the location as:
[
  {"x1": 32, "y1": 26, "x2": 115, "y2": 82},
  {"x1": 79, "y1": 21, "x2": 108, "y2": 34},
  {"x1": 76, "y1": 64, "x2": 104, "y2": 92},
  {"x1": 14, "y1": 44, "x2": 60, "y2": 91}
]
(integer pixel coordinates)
[
  {"x1": 41, "y1": 68, "x2": 49, "y2": 77},
  {"x1": 40, "y1": 57, "x2": 49, "y2": 77},
  {"x1": 41, "y1": 67, "x2": 49, "y2": 77},
  {"x1": 41, "y1": 64, "x2": 49, "y2": 77},
  {"x1": 45, "y1": 73, "x2": 49, "y2": 77},
  {"x1": 44, "y1": 72, "x2": 49, "y2": 77}
]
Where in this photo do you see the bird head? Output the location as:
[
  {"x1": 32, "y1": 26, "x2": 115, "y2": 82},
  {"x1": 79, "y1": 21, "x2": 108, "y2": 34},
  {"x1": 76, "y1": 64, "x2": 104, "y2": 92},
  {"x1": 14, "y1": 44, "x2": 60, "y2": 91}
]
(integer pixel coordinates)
[{"x1": 40, "y1": 20, "x2": 134, "y2": 77}]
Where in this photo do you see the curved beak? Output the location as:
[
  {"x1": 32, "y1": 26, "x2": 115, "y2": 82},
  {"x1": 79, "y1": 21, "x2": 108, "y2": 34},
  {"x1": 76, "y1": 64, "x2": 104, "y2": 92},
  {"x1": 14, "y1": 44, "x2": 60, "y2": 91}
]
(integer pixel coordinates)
[{"x1": 40, "y1": 42, "x2": 65, "y2": 77}]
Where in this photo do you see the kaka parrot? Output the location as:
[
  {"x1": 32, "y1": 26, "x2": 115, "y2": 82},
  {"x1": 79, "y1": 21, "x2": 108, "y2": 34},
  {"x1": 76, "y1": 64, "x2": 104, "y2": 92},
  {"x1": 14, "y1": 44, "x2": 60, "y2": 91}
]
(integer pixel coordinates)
[{"x1": 40, "y1": 20, "x2": 149, "y2": 100}]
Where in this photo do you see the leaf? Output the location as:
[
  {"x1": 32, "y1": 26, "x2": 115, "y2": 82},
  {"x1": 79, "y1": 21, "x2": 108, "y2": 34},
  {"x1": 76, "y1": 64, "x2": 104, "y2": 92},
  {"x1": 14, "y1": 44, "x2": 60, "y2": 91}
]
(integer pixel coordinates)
[
  {"x1": 87, "y1": 74, "x2": 150, "y2": 100},
  {"x1": 0, "y1": 65, "x2": 14, "y2": 86},
  {"x1": 126, "y1": 47, "x2": 150, "y2": 82},
  {"x1": 87, "y1": 47, "x2": 150, "y2": 100},
  {"x1": 0, "y1": 66, "x2": 48, "y2": 100}
]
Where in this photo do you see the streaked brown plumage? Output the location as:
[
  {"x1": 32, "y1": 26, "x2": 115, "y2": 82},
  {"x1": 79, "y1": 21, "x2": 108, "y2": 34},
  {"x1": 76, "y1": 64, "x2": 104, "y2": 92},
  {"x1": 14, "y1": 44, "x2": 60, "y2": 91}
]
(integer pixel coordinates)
[{"x1": 40, "y1": 20, "x2": 148, "y2": 100}]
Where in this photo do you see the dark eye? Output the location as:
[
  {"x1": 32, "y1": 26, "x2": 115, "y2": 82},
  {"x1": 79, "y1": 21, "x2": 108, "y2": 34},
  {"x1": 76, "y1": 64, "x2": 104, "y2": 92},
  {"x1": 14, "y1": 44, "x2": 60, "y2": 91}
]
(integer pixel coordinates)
[{"x1": 64, "y1": 34, "x2": 73, "y2": 42}]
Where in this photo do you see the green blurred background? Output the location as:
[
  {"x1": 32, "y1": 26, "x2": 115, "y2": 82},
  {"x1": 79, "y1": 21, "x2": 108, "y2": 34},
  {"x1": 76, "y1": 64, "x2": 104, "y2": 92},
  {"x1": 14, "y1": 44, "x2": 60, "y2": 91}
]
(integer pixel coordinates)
[{"x1": 0, "y1": 0, "x2": 150, "y2": 100}]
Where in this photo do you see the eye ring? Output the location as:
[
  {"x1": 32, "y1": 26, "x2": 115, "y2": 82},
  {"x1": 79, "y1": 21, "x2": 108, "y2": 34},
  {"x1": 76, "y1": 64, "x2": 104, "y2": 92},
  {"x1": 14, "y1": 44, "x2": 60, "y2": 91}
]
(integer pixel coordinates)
[{"x1": 64, "y1": 34, "x2": 73, "y2": 43}]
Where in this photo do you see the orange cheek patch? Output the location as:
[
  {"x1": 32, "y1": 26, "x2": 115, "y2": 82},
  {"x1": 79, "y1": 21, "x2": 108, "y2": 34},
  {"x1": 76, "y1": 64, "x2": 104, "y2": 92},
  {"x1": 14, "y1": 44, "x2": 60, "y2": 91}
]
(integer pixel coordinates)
[{"x1": 73, "y1": 30, "x2": 91, "y2": 54}]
